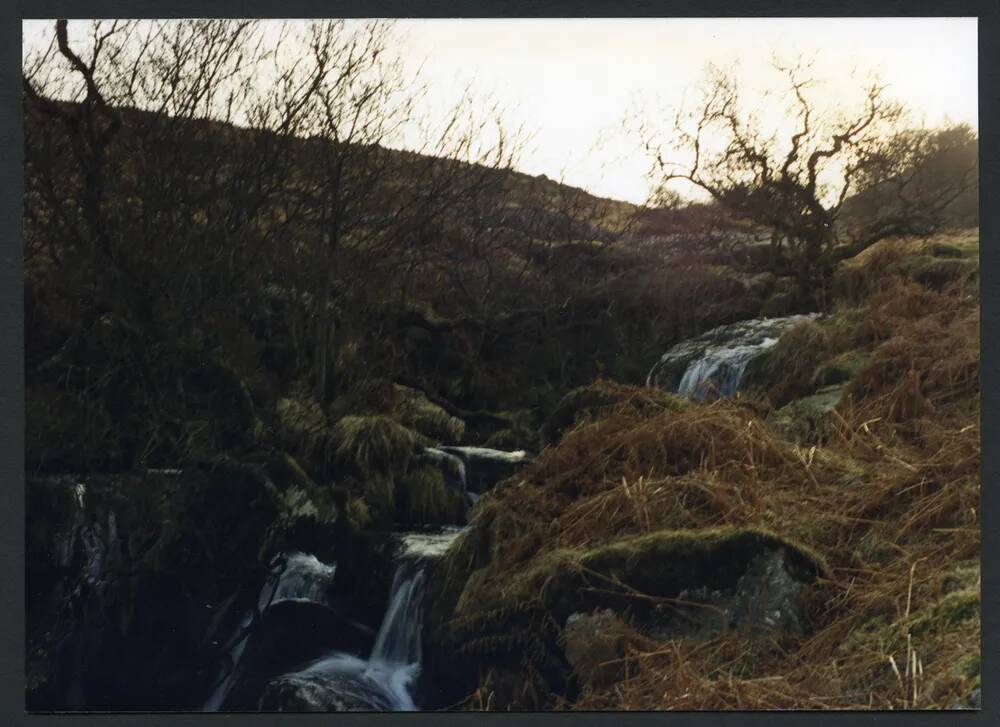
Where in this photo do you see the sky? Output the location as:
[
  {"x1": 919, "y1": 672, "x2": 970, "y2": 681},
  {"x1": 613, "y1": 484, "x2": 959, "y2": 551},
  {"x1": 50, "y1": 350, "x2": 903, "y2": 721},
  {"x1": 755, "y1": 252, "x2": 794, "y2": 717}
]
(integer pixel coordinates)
[{"x1": 23, "y1": 18, "x2": 978, "y2": 205}]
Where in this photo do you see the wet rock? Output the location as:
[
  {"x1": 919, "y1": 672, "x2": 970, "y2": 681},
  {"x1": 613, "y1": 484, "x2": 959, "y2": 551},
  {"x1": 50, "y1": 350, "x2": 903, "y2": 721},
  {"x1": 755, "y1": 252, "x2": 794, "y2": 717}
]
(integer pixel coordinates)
[
  {"x1": 647, "y1": 315, "x2": 819, "y2": 397},
  {"x1": 259, "y1": 669, "x2": 389, "y2": 711},
  {"x1": 610, "y1": 544, "x2": 813, "y2": 641}
]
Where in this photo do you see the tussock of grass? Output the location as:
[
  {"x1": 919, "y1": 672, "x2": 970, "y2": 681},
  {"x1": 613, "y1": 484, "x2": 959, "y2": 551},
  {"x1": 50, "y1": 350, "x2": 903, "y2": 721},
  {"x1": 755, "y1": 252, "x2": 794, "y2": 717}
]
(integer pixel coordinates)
[
  {"x1": 392, "y1": 384, "x2": 466, "y2": 444},
  {"x1": 542, "y1": 379, "x2": 686, "y2": 446},
  {"x1": 332, "y1": 414, "x2": 426, "y2": 477},
  {"x1": 397, "y1": 464, "x2": 466, "y2": 525}
]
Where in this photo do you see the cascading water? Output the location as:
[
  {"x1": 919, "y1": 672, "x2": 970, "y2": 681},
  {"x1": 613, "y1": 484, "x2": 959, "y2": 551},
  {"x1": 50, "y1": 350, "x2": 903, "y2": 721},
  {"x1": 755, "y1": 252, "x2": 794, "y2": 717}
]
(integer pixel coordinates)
[
  {"x1": 675, "y1": 337, "x2": 779, "y2": 399},
  {"x1": 207, "y1": 528, "x2": 464, "y2": 712},
  {"x1": 647, "y1": 314, "x2": 819, "y2": 399},
  {"x1": 264, "y1": 557, "x2": 427, "y2": 711}
]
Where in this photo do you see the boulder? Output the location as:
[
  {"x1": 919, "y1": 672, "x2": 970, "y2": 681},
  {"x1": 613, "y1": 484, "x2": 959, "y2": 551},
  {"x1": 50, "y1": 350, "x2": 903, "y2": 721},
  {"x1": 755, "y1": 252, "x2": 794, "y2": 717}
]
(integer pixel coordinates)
[
  {"x1": 767, "y1": 385, "x2": 845, "y2": 444},
  {"x1": 259, "y1": 669, "x2": 388, "y2": 712},
  {"x1": 647, "y1": 546, "x2": 810, "y2": 640},
  {"x1": 421, "y1": 525, "x2": 827, "y2": 710}
]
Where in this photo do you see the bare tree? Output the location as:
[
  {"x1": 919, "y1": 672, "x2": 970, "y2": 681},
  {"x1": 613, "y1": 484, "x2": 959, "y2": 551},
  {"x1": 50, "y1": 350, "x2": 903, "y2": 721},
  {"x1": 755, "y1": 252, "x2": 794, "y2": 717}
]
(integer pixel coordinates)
[{"x1": 640, "y1": 59, "x2": 977, "y2": 304}]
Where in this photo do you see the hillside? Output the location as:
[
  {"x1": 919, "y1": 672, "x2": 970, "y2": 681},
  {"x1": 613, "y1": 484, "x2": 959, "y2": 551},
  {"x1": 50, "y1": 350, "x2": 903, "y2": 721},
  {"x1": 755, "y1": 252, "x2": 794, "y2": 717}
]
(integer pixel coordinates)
[{"x1": 24, "y1": 92, "x2": 980, "y2": 712}]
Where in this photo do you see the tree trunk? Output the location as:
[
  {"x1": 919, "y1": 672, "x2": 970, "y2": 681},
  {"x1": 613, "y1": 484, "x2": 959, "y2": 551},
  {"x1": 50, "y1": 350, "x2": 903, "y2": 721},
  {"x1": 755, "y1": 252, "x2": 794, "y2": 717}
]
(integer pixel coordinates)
[{"x1": 314, "y1": 272, "x2": 332, "y2": 405}]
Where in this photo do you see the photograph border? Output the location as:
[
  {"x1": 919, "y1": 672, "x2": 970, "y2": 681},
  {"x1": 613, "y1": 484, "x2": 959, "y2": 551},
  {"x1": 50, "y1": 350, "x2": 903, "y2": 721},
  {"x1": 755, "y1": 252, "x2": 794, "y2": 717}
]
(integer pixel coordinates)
[{"x1": 3, "y1": 0, "x2": 997, "y2": 724}]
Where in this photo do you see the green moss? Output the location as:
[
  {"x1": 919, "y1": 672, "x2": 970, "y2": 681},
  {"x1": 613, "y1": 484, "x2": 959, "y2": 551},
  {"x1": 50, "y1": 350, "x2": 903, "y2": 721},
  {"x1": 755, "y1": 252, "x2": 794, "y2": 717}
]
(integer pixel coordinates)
[
  {"x1": 953, "y1": 652, "x2": 980, "y2": 681},
  {"x1": 346, "y1": 497, "x2": 373, "y2": 530},
  {"x1": 900, "y1": 256, "x2": 978, "y2": 290},
  {"x1": 812, "y1": 352, "x2": 867, "y2": 389},
  {"x1": 579, "y1": 526, "x2": 827, "y2": 594},
  {"x1": 836, "y1": 589, "x2": 981, "y2": 662},
  {"x1": 767, "y1": 385, "x2": 844, "y2": 444},
  {"x1": 930, "y1": 242, "x2": 964, "y2": 259},
  {"x1": 908, "y1": 589, "x2": 980, "y2": 638}
]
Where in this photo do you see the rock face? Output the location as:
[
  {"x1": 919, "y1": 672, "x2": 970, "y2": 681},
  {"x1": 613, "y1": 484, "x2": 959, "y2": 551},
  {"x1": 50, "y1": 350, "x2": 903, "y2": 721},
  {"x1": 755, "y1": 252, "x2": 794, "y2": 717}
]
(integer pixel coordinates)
[
  {"x1": 647, "y1": 315, "x2": 818, "y2": 398},
  {"x1": 25, "y1": 455, "x2": 377, "y2": 711},
  {"x1": 646, "y1": 547, "x2": 810, "y2": 640}
]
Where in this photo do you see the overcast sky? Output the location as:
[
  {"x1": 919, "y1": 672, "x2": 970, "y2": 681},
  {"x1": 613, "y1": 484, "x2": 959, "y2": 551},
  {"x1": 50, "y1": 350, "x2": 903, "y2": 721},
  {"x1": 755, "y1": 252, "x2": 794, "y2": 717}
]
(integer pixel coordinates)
[{"x1": 23, "y1": 18, "x2": 978, "y2": 204}]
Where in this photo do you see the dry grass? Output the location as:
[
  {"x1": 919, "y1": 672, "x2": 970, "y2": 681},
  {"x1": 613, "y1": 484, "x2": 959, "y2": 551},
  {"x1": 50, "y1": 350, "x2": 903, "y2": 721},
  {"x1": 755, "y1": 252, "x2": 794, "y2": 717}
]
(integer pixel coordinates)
[{"x1": 449, "y1": 230, "x2": 980, "y2": 711}]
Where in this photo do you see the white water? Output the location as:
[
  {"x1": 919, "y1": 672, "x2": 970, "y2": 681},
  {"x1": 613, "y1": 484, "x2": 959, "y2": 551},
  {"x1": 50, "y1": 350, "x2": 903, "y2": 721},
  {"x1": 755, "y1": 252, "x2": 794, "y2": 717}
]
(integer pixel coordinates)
[
  {"x1": 247, "y1": 528, "x2": 465, "y2": 712},
  {"x1": 277, "y1": 561, "x2": 427, "y2": 711},
  {"x1": 677, "y1": 336, "x2": 778, "y2": 399},
  {"x1": 650, "y1": 314, "x2": 819, "y2": 399},
  {"x1": 269, "y1": 552, "x2": 338, "y2": 607}
]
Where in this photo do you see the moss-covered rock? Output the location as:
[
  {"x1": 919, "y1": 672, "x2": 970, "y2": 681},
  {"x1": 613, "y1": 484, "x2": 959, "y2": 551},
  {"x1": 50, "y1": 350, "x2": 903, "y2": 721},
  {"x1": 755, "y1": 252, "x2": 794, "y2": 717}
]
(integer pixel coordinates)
[
  {"x1": 422, "y1": 525, "x2": 827, "y2": 709},
  {"x1": 767, "y1": 385, "x2": 845, "y2": 444},
  {"x1": 811, "y1": 351, "x2": 866, "y2": 389}
]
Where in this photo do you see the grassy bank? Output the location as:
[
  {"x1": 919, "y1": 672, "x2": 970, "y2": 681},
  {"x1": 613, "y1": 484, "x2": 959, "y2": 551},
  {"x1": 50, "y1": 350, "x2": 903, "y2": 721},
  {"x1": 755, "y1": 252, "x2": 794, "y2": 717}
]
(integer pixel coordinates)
[{"x1": 427, "y1": 229, "x2": 981, "y2": 710}]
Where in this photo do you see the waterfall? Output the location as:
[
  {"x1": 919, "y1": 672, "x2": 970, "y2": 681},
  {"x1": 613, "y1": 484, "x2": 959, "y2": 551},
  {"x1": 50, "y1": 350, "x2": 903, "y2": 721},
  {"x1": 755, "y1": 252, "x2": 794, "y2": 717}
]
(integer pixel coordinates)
[
  {"x1": 369, "y1": 562, "x2": 426, "y2": 666},
  {"x1": 271, "y1": 559, "x2": 427, "y2": 711},
  {"x1": 648, "y1": 314, "x2": 819, "y2": 398},
  {"x1": 268, "y1": 552, "x2": 338, "y2": 607},
  {"x1": 227, "y1": 527, "x2": 465, "y2": 712},
  {"x1": 676, "y1": 337, "x2": 779, "y2": 399}
]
